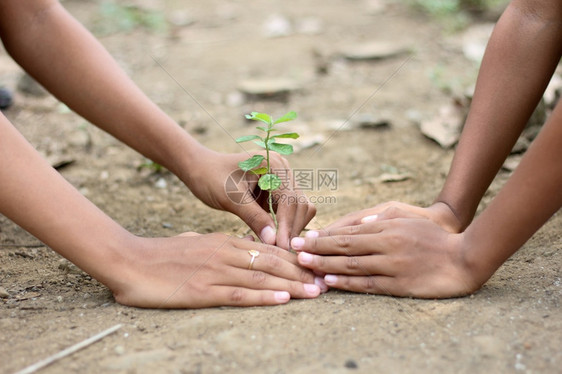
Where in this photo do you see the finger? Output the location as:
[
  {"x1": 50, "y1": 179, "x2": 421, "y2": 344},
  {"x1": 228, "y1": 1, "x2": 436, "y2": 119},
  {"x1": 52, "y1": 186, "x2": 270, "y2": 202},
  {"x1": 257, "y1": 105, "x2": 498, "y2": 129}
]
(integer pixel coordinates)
[
  {"x1": 274, "y1": 189, "x2": 298, "y2": 250},
  {"x1": 223, "y1": 267, "x2": 321, "y2": 299},
  {"x1": 233, "y1": 241, "x2": 316, "y2": 284},
  {"x1": 290, "y1": 197, "x2": 316, "y2": 240},
  {"x1": 297, "y1": 251, "x2": 392, "y2": 276},
  {"x1": 232, "y1": 201, "x2": 277, "y2": 245},
  {"x1": 291, "y1": 232, "x2": 385, "y2": 256},
  {"x1": 323, "y1": 274, "x2": 398, "y2": 295},
  {"x1": 209, "y1": 286, "x2": 293, "y2": 306}
]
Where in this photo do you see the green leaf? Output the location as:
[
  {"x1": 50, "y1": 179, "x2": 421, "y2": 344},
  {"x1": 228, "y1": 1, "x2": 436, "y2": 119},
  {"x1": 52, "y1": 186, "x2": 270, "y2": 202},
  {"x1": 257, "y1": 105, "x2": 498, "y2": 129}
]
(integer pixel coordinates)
[
  {"x1": 256, "y1": 126, "x2": 268, "y2": 132},
  {"x1": 273, "y1": 111, "x2": 297, "y2": 125},
  {"x1": 253, "y1": 140, "x2": 266, "y2": 148},
  {"x1": 271, "y1": 132, "x2": 299, "y2": 139},
  {"x1": 250, "y1": 167, "x2": 268, "y2": 175},
  {"x1": 238, "y1": 155, "x2": 265, "y2": 171},
  {"x1": 259, "y1": 174, "x2": 281, "y2": 191},
  {"x1": 245, "y1": 112, "x2": 272, "y2": 125},
  {"x1": 268, "y1": 142, "x2": 294, "y2": 155},
  {"x1": 236, "y1": 135, "x2": 262, "y2": 143}
]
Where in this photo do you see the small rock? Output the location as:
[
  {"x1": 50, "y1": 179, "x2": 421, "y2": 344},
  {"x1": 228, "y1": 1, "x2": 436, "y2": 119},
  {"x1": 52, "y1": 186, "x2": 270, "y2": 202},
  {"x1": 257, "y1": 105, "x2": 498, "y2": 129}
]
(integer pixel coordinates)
[
  {"x1": 115, "y1": 345, "x2": 126, "y2": 355},
  {"x1": 351, "y1": 113, "x2": 390, "y2": 129},
  {"x1": 462, "y1": 24, "x2": 495, "y2": 63},
  {"x1": 238, "y1": 78, "x2": 300, "y2": 99},
  {"x1": 162, "y1": 222, "x2": 173, "y2": 229},
  {"x1": 0, "y1": 287, "x2": 10, "y2": 298},
  {"x1": 344, "y1": 359, "x2": 358, "y2": 369},
  {"x1": 225, "y1": 91, "x2": 244, "y2": 107},
  {"x1": 155, "y1": 178, "x2": 167, "y2": 189},
  {"x1": 341, "y1": 42, "x2": 410, "y2": 61},
  {"x1": 263, "y1": 14, "x2": 292, "y2": 38},
  {"x1": 511, "y1": 137, "x2": 530, "y2": 154},
  {"x1": 17, "y1": 73, "x2": 48, "y2": 97},
  {"x1": 502, "y1": 155, "x2": 522, "y2": 172},
  {"x1": 294, "y1": 134, "x2": 325, "y2": 152},
  {"x1": 544, "y1": 74, "x2": 562, "y2": 108},
  {"x1": 0, "y1": 87, "x2": 13, "y2": 109},
  {"x1": 420, "y1": 103, "x2": 465, "y2": 148}
]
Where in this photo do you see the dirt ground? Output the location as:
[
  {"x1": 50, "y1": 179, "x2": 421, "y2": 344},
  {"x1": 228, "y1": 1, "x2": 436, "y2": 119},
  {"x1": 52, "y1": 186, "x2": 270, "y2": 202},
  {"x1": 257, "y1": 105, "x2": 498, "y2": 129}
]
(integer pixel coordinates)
[{"x1": 1, "y1": 0, "x2": 561, "y2": 373}]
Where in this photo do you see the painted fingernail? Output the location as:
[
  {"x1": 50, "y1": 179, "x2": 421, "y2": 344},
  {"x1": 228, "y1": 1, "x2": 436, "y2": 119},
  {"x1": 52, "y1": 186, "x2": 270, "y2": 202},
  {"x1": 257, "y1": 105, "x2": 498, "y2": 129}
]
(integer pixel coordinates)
[
  {"x1": 315, "y1": 276, "x2": 329, "y2": 293},
  {"x1": 305, "y1": 230, "x2": 319, "y2": 238},
  {"x1": 298, "y1": 252, "x2": 313, "y2": 264},
  {"x1": 304, "y1": 283, "x2": 321, "y2": 296},
  {"x1": 260, "y1": 226, "x2": 276, "y2": 244},
  {"x1": 291, "y1": 237, "x2": 305, "y2": 250},
  {"x1": 274, "y1": 291, "x2": 290, "y2": 303},
  {"x1": 361, "y1": 215, "x2": 378, "y2": 223},
  {"x1": 324, "y1": 275, "x2": 338, "y2": 285}
]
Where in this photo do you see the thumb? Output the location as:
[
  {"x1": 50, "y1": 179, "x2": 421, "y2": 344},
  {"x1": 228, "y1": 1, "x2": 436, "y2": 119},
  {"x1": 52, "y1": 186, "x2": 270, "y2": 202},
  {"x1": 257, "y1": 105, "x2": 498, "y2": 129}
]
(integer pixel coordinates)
[{"x1": 234, "y1": 202, "x2": 277, "y2": 245}]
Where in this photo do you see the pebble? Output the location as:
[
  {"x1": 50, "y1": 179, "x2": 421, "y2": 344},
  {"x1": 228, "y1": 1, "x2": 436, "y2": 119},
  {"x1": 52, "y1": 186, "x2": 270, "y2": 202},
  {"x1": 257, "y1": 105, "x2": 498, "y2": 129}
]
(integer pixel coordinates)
[
  {"x1": 344, "y1": 359, "x2": 358, "y2": 369},
  {"x1": 0, "y1": 287, "x2": 10, "y2": 298},
  {"x1": 351, "y1": 113, "x2": 390, "y2": 129},
  {"x1": 263, "y1": 14, "x2": 292, "y2": 38},
  {"x1": 0, "y1": 87, "x2": 13, "y2": 109},
  {"x1": 155, "y1": 178, "x2": 167, "y2": 189},
  {"x1": 461, "y1": 24, "x2": 495, "y2": 63},
  {"x1": 237, "y1": 78, "x2": 300, "y2": 98},
  {"x1": 340, "y1": 42, "x2": 410, "y2": 61},
  {"x1": 379, "y1": 173, "x2": 411, "y2": 183},
  {"x1": 420, "y1": 103, "x2": 465, "y2": 148}
]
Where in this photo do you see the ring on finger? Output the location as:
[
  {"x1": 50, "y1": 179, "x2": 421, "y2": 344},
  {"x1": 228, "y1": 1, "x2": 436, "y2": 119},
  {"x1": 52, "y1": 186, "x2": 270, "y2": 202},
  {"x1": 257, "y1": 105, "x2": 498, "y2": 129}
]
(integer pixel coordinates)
[{"x1": 248, "y1": 249, "x2": 260, "y2": 270}]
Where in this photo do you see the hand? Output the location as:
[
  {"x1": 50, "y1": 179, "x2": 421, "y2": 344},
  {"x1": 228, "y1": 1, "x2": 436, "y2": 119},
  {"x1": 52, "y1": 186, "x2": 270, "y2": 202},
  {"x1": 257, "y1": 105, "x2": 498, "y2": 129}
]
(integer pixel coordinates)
[
  {"x1": 317, "y1": 201, "x2": 463, "y2": 235},
  {"x1": 291, "y1": 218, "x2": 482, "y2": 299},
  {"x1": 111, "y1": 232, "x2": 325, "y2": 308},
  {"x1": 183, "y1": 148, "x2": 316, "y2": 249}
]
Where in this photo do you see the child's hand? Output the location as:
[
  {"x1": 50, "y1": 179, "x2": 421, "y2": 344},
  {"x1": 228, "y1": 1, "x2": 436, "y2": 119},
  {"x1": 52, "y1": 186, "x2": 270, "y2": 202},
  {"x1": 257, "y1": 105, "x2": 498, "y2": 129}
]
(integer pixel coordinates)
[
  {"x1": 182, "y1": 148, "x2": 316, "y2": 250},
  {"x1": 111, "y1": 232, "x2": 323, "y2": 308},
  {"x1": 318, "y1": 201, "x2": 463, "y2": 235},
  {"x1": 290, "y1": 218, "x2": 482, "y2": 299}
]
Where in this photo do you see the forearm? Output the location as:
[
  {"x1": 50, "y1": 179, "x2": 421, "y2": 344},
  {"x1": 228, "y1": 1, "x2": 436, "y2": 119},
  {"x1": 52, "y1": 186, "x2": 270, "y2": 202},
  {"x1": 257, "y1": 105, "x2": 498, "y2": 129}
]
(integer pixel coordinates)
[
  {"x1": 0, "y1": 0, "x2": 204, "y2": 181},
  {"x1": 0, "y1": 115, "x2": 137, "y2": 291},
  {"x1": 462, "y1": 101, "x2": 562, "y2": 283},
  {"x1": 436, "y1": 0, "x2": 562, "y2": 228}
]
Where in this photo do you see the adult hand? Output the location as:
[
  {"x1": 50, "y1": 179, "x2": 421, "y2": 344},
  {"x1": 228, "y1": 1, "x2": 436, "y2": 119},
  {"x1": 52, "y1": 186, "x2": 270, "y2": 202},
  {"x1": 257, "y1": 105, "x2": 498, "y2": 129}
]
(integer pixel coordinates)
[
  {"x1": 314, "y1": 201, "x2": 463, "y2": 236},
  {"x1": 291, "y1": 218, "x2": 482, "y2": 299},
  {"x1": 113, "y1": 232, "x2": 324, "y2": 308},
  {"x1": 184, "y1": 148, "x2": 316, "y2": 249}
]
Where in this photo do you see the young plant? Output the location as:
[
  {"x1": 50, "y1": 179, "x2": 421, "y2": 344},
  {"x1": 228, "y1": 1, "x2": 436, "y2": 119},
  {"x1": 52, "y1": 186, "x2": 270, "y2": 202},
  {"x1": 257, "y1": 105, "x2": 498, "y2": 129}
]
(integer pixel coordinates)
[{"x1": 236, "y1": 111, "x2": 299, "y2": 229}]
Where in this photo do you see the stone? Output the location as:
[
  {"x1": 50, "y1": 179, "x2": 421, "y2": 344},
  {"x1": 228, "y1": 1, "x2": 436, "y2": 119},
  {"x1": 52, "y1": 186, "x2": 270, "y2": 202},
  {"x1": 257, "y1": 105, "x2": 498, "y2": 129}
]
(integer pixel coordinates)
[
  {"x1": 238, "y1": 78, "x2": 300, "y2": 99},
  {"x1": 0, "y1": 287, "x2": 10, "y2": 298},
  {"x1": 350, "y1": 113, "x2": 390, "y2": 129},
  {"x1": 420, "y1": 103, "x2": 465, "y2": 148},
  {"x1": 263, "y1": 14, "x2": 292, "y2": 38},
  {"x1": 379, "y1": 173, "x2": 411, "y2": 183},
  {"x1": 341, "y1": 42, "x2": 410, "y2": 61},
  {"x1": 0, "y1": 87, "x2": 13, "y2": 109}
]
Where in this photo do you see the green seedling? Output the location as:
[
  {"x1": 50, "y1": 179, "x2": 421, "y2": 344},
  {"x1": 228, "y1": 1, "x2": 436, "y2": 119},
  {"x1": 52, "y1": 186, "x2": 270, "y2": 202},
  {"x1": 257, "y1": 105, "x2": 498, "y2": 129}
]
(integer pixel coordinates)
[{"x1": 236, "y1": 111, "x2": 299, "y2": 229}]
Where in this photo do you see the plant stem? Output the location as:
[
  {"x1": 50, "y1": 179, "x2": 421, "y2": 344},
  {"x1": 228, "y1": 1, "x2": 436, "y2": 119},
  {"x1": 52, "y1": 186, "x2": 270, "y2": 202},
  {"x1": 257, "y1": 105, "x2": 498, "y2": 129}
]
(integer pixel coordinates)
[{"x1": 264, "y1": 122, "x2": 278, "y2": 230}]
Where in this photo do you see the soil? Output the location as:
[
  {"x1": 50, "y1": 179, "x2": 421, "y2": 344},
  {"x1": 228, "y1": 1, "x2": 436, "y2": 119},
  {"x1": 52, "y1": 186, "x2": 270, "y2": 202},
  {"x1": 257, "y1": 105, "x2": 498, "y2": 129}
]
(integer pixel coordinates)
[{"x1": 1, "y1": 1, "x2": 560, "y2": 373}]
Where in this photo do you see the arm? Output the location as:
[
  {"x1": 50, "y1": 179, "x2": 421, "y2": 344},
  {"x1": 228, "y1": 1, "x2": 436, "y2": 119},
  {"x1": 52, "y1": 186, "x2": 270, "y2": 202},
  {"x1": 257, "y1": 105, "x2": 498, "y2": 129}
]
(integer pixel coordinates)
[
  {"x1": 0, "y1": 114, "x2": 321, "y2": 307},
  {"x1": 0, "y1": 0, "x2": 315, "y2": 247},
  {"x1": 320, "y1": 0, "x2": 562, "y2": 234}
]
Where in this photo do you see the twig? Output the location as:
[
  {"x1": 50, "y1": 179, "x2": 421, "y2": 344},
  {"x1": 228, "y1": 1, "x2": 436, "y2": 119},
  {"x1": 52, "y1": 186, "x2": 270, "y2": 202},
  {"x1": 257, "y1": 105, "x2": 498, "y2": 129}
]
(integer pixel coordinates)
[{"x1": 15, "y1": 324, "x2": 122, "y2": 374}]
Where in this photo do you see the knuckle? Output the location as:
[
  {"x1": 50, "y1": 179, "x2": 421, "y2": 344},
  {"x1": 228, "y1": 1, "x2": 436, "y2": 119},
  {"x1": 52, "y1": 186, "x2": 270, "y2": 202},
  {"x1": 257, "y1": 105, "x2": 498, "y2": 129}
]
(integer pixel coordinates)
[
  {"x1": 336, "y1": 235, "x2": 353, "y2": 248},
  {"x1": 252, "y1": 271, "x2": 268, "y2": 285},
  {"x1": 230, "y1": 289, "x2": 245, "y2": 303},
  {"x1": 346, "y1": 225, "x2": 361, "y2": 235},
  {"x1": 363, "y1": 276, "x2": 378, "y2": 292},
  {"x1": 346, "y1": 256, "x2": 360, "y2": 270}
]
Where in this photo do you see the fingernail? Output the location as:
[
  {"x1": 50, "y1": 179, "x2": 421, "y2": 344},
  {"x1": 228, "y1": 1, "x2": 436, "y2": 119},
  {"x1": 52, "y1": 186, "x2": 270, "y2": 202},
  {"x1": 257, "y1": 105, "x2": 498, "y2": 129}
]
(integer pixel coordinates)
[
  {"x1": 324, "y1": 275, "x2": 338, "y2": 285},
  {"x1": 291, "y1": 237, "x2": 305, "y2": 250},
  {"x1": 361, "y1": 215, "x2": 378, "y2": 223},
  {"x1": 260, "y1": 226, "x2": 276, "y2": 244},
  {"x1": 305, "y1": 230, "x2": 319, "y2": 238},
  {"x1": 304, "y1": 283, "x2": 321, "y2": 296},
  {"x1": 274, "y1": 291, "x2": 290, "y2": 303},
  {"x1": 298, "y1": 252, "x2": 313, "y2": 264},
  {"x1": 315, "y1": 276, "x2": 329, "y2": 293}
]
